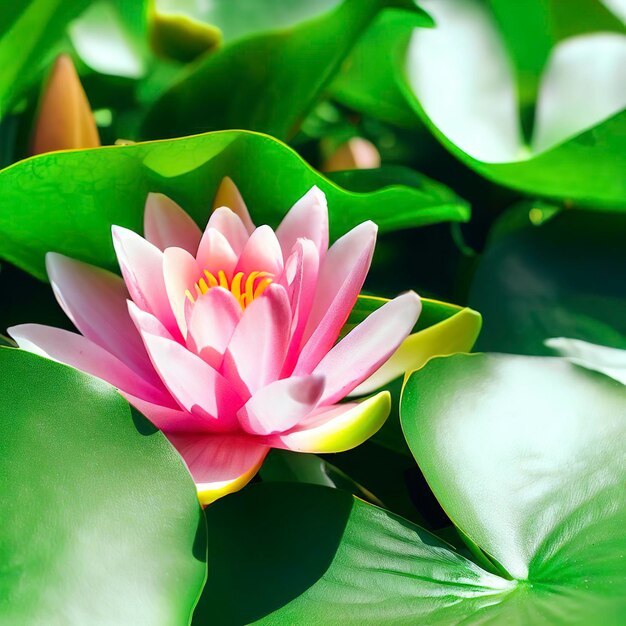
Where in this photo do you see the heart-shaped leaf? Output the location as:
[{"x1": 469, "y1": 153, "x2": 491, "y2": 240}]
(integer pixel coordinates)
[
  {"x1": 0, "y1": 347, "x2": 206, "y2": 624},
  {"x1": 0, "y1": 130, "x2": 468, "y2": 280},
  {"x1": 194, "y1": 482, "x2": 510, "y2": 625},
  {"x1": 401, "y1": 352, "x2": 626, "y2": 623},
  {"x1": 193, "y1": 352, "x2": 626, "y2": 624}
]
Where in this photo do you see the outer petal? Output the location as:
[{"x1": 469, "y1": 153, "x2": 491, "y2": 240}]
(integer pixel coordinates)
[
  {"x1": 127, "y1": 300, "x2": 174, "y2": 341},
  {"x1": 314, "y1": 292, "x2": 421, "y2": 405},
  {"x1": 222, "y1": 284, "x2": 291, "y2": 396},
  {"x1": 112, "y1": 226, "x2": 179, "y2": 338},
  {"x1": 45, "y1": 253, "x2": 157, "y2": 383},
  {"x1": 212, "y1": 176, "x2": 255, "y2": 233},
  {"x1": 143, "y1": 192, "x2": 202, "y2": 253},
  {"x1": 234, "y1": 225, "x2": 284, "y2": 278},
  {"x1": 120, "y1": 392, "x2": 219, "y2": 435},
  {"x1": 237, "y1": 375, "x2": 325, "y2": 436},
  {"x1": 9, "y1": 324, "x2": 170, "y2": 405},
  {"x1": 275, "y1": 186, "x2": 329, "y2": 260},
  {"x1": 186, "y1": 287, "x2": 242, "y2": 369},
  {"x1": 162, "y1": 246, "x2": 200, "y2": 337},
  {"x1": 268, "y1": 390, "x2": 391, "y2": 453},
  {"x1": 141, "y1": 332, "x2": 243, "y2": 432},
  {"x1": 168, "y1": 434, "x2": 269, "y2": 506},
  {"x1": 195, "y1": 227, "x2": 238, "y2": 278},
  {"x1": 205, "y1": 207, "x2": 250, "y2": 256},
  {"x1": 350, "y1": 303, "x2": 480, "y2": 397},
  {"x1": 295, "y1": 221, "x2": 377, "y2": 374}
]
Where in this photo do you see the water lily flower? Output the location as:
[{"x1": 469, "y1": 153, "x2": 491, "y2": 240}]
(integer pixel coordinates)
[{"x1": 10, "y1": 179, "x2": 421, "y2": 505}]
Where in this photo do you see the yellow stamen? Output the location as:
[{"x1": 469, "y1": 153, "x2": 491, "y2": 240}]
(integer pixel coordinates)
[
  {"x1": 218, "y1": 270, "x2": 229, "y2": 289},
  {"x1": 189, "y1": 269, "x2": 274, "y2": 310},
  {"x1": 230, "y1": 272, "x2": 244, "y2": 303},
  {"x1": 245, "y1": 271, "x2": 261, "y2": 307},
  {"x1": 254, "y1": 277, "x2": 273, "y2": 299},
  {"x1": 204, "y1": 270, "x2": 218, "y2": 288}
]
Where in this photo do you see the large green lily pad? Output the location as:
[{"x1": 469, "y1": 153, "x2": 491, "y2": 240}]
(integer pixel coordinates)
[{"x1": 0, "y1": 347, "x2": 207, "y2": 625}]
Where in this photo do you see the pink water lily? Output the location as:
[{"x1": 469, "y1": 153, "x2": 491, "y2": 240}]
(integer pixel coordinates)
[{"x1": 10, "y1": 179, "x2": 421, "y2": 505}]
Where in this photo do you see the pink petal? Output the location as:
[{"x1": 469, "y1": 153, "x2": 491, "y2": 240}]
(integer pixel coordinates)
[
  {"x1": 120, "y1": 392, "x2": 216, "y2": 434},
  {"x1": 313, "y1": 292, "x2": 421, "y2": 405},
  {"x1": 185, "y1": 287, "x2": 242, "y2": 369},
  {"x1": 222, "y1": 284, "x2": 291, "y2": 396},
  {"x1": 195, "y1": 227, "x2": 238, "y2": 278},
  {"x1": 168, "y1": 433, "x2": 269, "y2": 506},
  {"x1": 143, "y1": 192, "x2": 202, "y2": 253},
  {"x1": 278, "y1": 239, "x2": 320, "y2": 376},
  {"x1": 127, "y1": 300, "x2": 174, "y2": 340},
  {"x1": 162, "y1": 246, "x2": 200, "y2": 337},
  {"x1": 234, "y1": 225, "x2": 284, "y2": 278},
  {"x1": 275, "y1": 186, "x2": 329, "y2": 260},
  {"x1": 213, "y1": 176, "x2": 255, "y2": 234},
  {"x1": 140, "y1": 332, "x2": 244, "y2": 432},
  {"x1": 237, "y1": 375, "x2": 325, "y2": 436},
  {"x1": 45, "y1": 252, "x2": 157, "y2": 384},
  {"x1": 9, "y1": 324, "x2": 170, "y2": 405},
  {"x1": 112, "y1": 226, "x2": 180, "y2": 339},
  {"x1": 205, "y1": 207, "x2": 250, "y2": 256},
  {"x1": 295, "y1": 221, "x2": 377, "y2": 375}
]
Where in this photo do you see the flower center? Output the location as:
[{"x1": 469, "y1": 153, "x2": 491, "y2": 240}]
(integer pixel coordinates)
[{"x1": 185, "y1": 270, "x2": 273, "y2": 309}]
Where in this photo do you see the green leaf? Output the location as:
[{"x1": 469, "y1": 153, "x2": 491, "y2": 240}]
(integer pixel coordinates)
[
  {"x1": 469, "y1": 203, "x2": 626, "y2": 355},
  {"x1": 326, "y1": 165, "x2": 469, "y2": 231},
  {"x1": 401, "y1": 352, "x2": 626, "y2": 623},
  {"x1": 489, "y1": 0, "x2": 625, "y2": 127},
  {"x1": 330, "y1": 9, "x2": 423, "y2": 128},
  {"x1": 195, "y1": 352, "x2": 626, "y2": 624},
  {"x1": 163, "y1": 0, "x2": 341, "y2": 43},
  {"x1": 546, "y1": 337, "x2": 626, "y2": 385},
  {"x1": 141, "y1": 0, "x2": 432, "y2": 141},
  {"x1": 0, "y1": 347, "x2": 206, "y2": 624},
  {"x1": 194, "y1": 482, "x2": 511, "y2": 625},
  {"x1": 333, "y1": 0, "x2": 626, "y2": 206},
  {"x1": 0, "y1": 0, "x2": 90, "y2": 115},
  {"x1": 0, "y1": 130, "x2": 468, "y2": 281},
  {"x1": 69, "y1": 0, "x2": 149, "y2": 79},
  {"x1": 403, "y1": 0, "x2": 626, "y2": 206}
]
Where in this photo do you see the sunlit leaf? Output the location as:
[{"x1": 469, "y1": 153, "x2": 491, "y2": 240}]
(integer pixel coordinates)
[
  {"x1": 0, "y1": 130, "x2": 468, "y2": 280},
  {"x1": 401, "y1": 352, "x2": 626, "y2": 623},
  {"x1": 0, "y1": 347, "x2": 206, "y2": 624}
]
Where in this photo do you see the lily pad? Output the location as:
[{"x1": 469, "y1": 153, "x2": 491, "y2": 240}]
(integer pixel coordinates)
[
  {"x1": 0, "y1": 347, "x2": 206, "y2": 625},
  {"x1": 0, "y1": 130, "x2": 468, "y2": 280}
]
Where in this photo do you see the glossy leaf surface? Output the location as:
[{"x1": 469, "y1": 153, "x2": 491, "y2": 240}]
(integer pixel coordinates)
[
  {"x1": 0, "y1": 130, "x2": 468, "y2": 280},
  {"x1": 0, "y1": 347, "x2": 206, "y2": 625}
]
